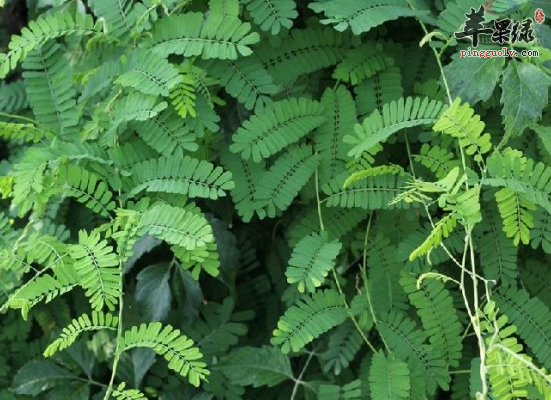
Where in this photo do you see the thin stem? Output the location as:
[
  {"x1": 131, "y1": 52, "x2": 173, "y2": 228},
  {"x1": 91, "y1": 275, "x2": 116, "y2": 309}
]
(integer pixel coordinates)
[
  {"x1": 314, "y1": 163, "x2": 376, "y2": 352},
  {"x1": 405, "y1": 131, "x2": 417, "y2": 176},
  {"x1": 360, "y1": 213, "x2": 378, "y2": 326},
  {"x1": 407, "y1": 1, "x2": 453, "y2": 105},
  {"x1": 73, "y1": 376, "x2": 108, "y2": 388},
  {"x1": 331, "y1": 268, "x2": 377, "y2": 353},
  {"x1": 290, "y1": 350, "x2": 315, "y2": 400},
  {"x1": 462, "y1": 320, "x2": 473, "y2": 340},
  {"x1": 450, "y1": 369, "x2": 472, "y2": 375},
  {"x1": 0, "y1": 111, "x2": 38, "y2": 124},
  {"x1": 469, "y1": 232, "x2": 488, "y2": 398},
  {"x1": 314, "y1": 167, "x2": 325, "y2": 232},
  {"x1": 102, "y1": 262, "x2": 125, "y2": 400}
]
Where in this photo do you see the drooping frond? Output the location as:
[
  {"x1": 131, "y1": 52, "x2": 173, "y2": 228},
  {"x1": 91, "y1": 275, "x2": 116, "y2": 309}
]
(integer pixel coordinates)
[
  {"x1": 104, "y1": 93, "x2": 168, "y2": 145},
  {"x1": 172, "y1": 241, "x2": 220, "y2": 279},
  {"x1": 271, "y1": 289, "x2": 347, "y2": 353},
  {"x1": 354, "y1": 66, "x2": 403, "y2": 117},
  {"x1": 230, "y1": 98, "x2": 325, "y2": 162},
  {"x1": 409, "y1": 213, "x2": 457, "y2": 261},
  {"x1": 170, "y1": 60, "x2": 218, "y2": 119},
  {"x1": 344, "y1": 165, "x2": 405, "y2": 188},
  {"x1": 209, "y1": 0, "x2": 240, "y2": 18},
  {"x1": 129, "y1": 155, "x2": 234, "y2": 200},
  {"x1": 494, "y1": 187, "x2": 535, "y2": 246},
  {"x1": 369, "y1": 351, "x2": 410, "y2": 400},
  {"x1": 109, "y1": 209, "x2": 141, "y2": 263},
  {"x1": 367, "y1": 235, "x2": 409, "y2": 316},
  {"x1": 89, "y1": 0, "x2": 139, "y2": 38},
  {"x1": 320, "y1": 321, "x2": 362, "y2": 375},
  {"x1": 401, "y1": 274, "x2": 463, "y2": 368},
  {"x1": 79, "y1": 59, "x2": 120, "y2": 102},
  {"x1": 286, "y1": 232, "x2": 342, "y2": 293},
  {"x1": 254, "y1": 145, "x2": 320, "y2": 218},
  {"x1": 309, "y1": 0, "x2": 424, "y2": 35},
  {"x1": 108, "y1": 140, "x2": 158, "y2": 171},
  {"x1": 43, "y1": 311, "x2": 118, "y2": 357},
  {"x1": 476, "y1": 204, "x2": 518, "y2": 286},
  {"x1": 12, "y1": 232, "x2": 67, "y2": 268},
  {"x1": 0, "y1": 213, "x2": 17, "y2": 249},
  {"x1": 414, "y1": 144, "x2": 460, "y2": 180},
  {"x1": 185, "y1": 93, "x2": 220, "y2": 136},
  {"x1": 134, "y1": 108, "x2": 198, "y2": 154},
  {"x1": 322, "y1": 172, "x2": 408, "y2": 210},
  {"x1": 220, "y1": 150, "x2": 264, "y2": 222},
  {"x1": 112, "y1": 93, "x2": 167, "y2": 127},
  {"x1": 5, "y1": 264, "x2": 79, "y2": 319},
  {"x1": 145, "y1": 13, "x2": 260, "y2": 60},
  {"x1": 432, "y1": 98, "x2": 492, "y2": 162},
  {"x1": 112, "y1": 383, "x2": 147, "y2": 400},
  {"x1": 10, "y1": 146, "x2": 54, "y2": 215},
  {"x1": 377, "y1": 311, "x2": 449, "y2": 395},
  {"x1": 0, "y1": 80, "x2": 28, "y2": 112},
  {"x1": 115, "y1": 49, "x2": 182, "y2": 96},
  {"x1": 0, "y1": 11, "x2": 101, "y2": 78},
  {"x1": 345, "y1": 97, "x2": 446, "y2": 158},
  {"x1": 119, "y1": 322, "x2": 209, "y2": 387},
  {"x1": 209, "y1": 57, "x2": 279, "y2": 110},
  {"x1": 318, "y1": 380, "x2": 362, "y2": 400},
  {"x1": 22, "y1": 42, "x2": 79, "y2": 136},
  {"x1": 257, "y1": 28, "x2": 349, "y2": 86},
  {"x1": 169, "y1": 65, "x2": 198, "y2": 119},
  {"x1": 315, "y1": 86, "x2": 356, "y2": 182},
  {"x1": 286, "y1": 207, "x2": 366, "y2": 247},
  {"x1": 532, "y1": 208, "x2": 551, "y2": 254},
  {"x1": 333, "y1": 43, "x2": 394, "y2": 85},
  {"x1": 242, "y1": 0, "x2": 298, "y2": 35},
  {"x1": 137, "y1": 203, "x2": 213, "y2": 250},
  {"x1": 0, "y1": 121, "x2": 46, "y2": 143},
  {"x1": 54, "y1": 164, "x2": 116, "y2": 218},
  {"x1": 69, "y1": 230, "x2": 120, "y2": 311},
  {"x1": 484, "y1": 149, "x2": 551, "y2": 215},
  {"x1": 495, "y1": 288, "x2": 551, "y2": 370}
]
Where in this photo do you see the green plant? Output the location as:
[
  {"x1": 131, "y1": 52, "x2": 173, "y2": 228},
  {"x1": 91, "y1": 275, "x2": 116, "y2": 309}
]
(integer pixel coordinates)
[{"x1": 1, "y1": 0, "x2": 551, "y2": 399}]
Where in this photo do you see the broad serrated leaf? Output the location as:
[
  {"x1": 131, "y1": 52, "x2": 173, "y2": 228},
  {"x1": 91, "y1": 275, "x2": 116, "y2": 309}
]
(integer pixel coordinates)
[
  {"x1": 135, "y1": 263, "x2": 172, "y2": 321},
  {"x1": 444, "y1": 54, "x2": 505, "y2": 105},
  {"x1": 501, "y1": 61, "x2": 551, "y2": 136},
  {"x1": 217, "y1": 346, "x2": 293, "y2": 387}
]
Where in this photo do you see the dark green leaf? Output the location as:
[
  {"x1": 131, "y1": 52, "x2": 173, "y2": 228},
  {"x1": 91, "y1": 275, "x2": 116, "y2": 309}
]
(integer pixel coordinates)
[{"x1": 501, "y1": 61, "x2": 551, "y2": 136}]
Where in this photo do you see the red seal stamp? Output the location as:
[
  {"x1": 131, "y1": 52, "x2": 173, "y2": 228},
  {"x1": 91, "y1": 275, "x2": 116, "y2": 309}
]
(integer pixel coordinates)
[{"x1": 535, "y1": 8, "x2": 545, "y2": 24}]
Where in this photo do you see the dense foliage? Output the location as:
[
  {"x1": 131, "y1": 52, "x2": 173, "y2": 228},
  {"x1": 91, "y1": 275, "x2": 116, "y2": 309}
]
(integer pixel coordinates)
[{"x1": 1, "y1": 0, "x2": 551, "y2": 399}]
